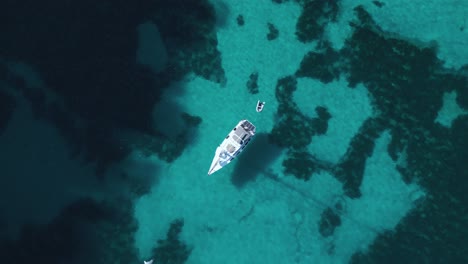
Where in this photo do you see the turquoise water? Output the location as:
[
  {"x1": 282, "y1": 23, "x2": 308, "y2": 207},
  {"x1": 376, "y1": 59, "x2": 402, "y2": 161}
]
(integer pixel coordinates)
[{"x1": 0, "y1": 0, "x2": 467, "y2": 263}]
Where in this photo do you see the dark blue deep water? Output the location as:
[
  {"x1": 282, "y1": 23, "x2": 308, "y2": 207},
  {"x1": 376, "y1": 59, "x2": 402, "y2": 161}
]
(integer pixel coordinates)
[{"x1": 1, "y1": 1, "x2": 467, "y2": 263}]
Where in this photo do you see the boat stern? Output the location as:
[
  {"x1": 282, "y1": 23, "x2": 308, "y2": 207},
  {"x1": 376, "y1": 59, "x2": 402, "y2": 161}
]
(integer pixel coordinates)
[{"x1": 208, "y1": 147, "x2": 222, "y2": 175}]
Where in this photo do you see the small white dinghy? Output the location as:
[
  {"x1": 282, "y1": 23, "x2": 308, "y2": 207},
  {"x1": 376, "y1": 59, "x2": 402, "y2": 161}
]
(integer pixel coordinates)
[{"x1": 256, "y1": 100, "x2": 265, "y2": 112}]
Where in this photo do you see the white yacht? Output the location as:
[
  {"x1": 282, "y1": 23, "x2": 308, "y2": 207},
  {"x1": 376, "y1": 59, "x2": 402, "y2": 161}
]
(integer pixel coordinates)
[{"x1": 208, "y1": 120, "x2": 256, "y2": 175}]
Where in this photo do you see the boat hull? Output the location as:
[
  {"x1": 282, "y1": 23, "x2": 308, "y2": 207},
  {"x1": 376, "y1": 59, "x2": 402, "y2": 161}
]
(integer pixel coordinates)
[{"x1": 208, "y1": 120, "x2": 256, "y2": 175}]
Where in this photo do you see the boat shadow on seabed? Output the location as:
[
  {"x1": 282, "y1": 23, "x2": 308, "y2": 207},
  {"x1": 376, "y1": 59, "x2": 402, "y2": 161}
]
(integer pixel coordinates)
[{"x1": 230, "y1": 132, "x2": 282, "y2": 188}]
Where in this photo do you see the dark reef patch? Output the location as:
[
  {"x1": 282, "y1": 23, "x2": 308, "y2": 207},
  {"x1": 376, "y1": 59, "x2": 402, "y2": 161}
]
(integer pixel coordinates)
[
  {"x1": 341, "y1": 5, "x2": 449, "y2": 183},
  {"x1": 270, "y1": 114, "x2": 316, "y2": 149},
  {"x1": 267, "y1": 23, "x2": 279, "y2": 41},
  {"x1": 282, "y1": 150, "x2": 319, "y2": 180},
  {"x1": 448, "y1": 116, "x2": 468, "y2": 203},
  {"x1": 296, "y1": 46, "x2": 341, "y2": 83},
  {"x1": 333, "y1": 118, "x2": 385, "y2": 198},
  {"x1": 270, "y1": 77, "x2": 332, "y2": 146},
  {"x1": 318, "y1": 207, "x2": 341, "y2": 237},
  {"x1": 247, "y1": 72, "x2": 260, "y2": 94},
  {"x1": 338, "y1": 6, "x2": 468, "y2": 263},
  {"x1": 237, "y1": 15, "x2": 245, "y2": 26},
  {"x1": 346, "y1": 16, "x2": 445, "y2": 129},
  {"x1": 269, "y1": 4, "x2": 468, "y2": 261},
  {"x1": 372, "y1": 1, "x2": 385, "y2": 8},
  {"x1": 312, "y1": 106, "x2": 332, "y2": 135},
  {"x1": 295, "y1": 0, "x2": 339, "y2": 43},
  {"x1": 360, "y1": 117, "x2": 467, "y2": 263},
  {"x1": 152, "y1": 0, "x2": 226, "y2": 84},
  {"x1": 269, "y1": 76, "x2": 313, "y2": 149},
  {"x1": 320, "y1": 5, "x2": 451, "y2": 198},
  {"x1": 152, "y1": 219, "x2": 192, "y2": 264},
  {"x1": 269, "y1": 76, "x2": 334, "y2": 179},
  {"x1": 454, "y1": 75, "x2": 468, "y2": 109},
  {"x1": 181, "y1": 112, "x2": 202, "y2": 127}
]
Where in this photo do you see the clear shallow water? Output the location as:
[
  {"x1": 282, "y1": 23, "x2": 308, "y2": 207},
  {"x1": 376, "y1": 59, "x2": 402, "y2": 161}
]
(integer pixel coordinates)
[{"x1": 0, "y1": 0, "x2": 467, "y2": 263}]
